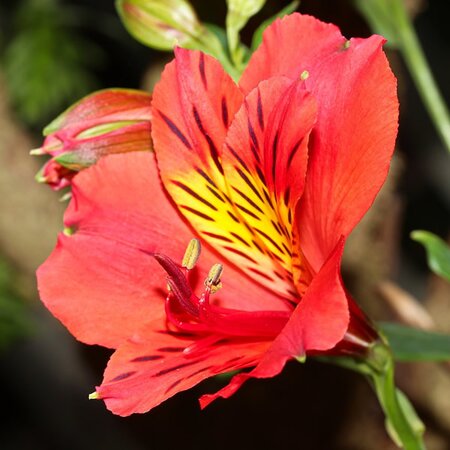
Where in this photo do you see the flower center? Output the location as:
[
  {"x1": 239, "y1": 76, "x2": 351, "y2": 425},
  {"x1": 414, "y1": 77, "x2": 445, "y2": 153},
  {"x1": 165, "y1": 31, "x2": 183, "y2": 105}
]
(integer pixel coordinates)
[{"x1": 153, "y1": 239, "x2": 291, "y2": 341}]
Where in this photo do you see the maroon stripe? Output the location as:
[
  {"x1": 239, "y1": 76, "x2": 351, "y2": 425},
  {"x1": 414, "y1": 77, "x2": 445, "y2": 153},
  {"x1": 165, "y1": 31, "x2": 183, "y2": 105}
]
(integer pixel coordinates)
[
  {"x1": 153, "y1": 360, "x2": 199, "y2": 377},
  {"x1": 223, "y1": 246, "x2": 258, "y2": 264},
  {"x1": 131, "y1": 355, "x2": 163, "y2": 362},
  {"x1": 199, "y1": 53, "x2": 207, "y2": 88},
  {"x1": 232, "y1": 186, "x2": 265, "y2": 214},
  {"x1": 158, "y1": 111, "x2": 192, "y2": 150},
  {"x1": 257, "y1": 89, "x2": 264, "y2": 130},
  {"x1": 202, "y1": 231, "x2": 233, "y2": 243},
  {"x1": 180, "y1": 205, "x2": 215, "y2": 221},
  {"x1": 221, "y1": 97, "x2": 229, "y2": 128},
  {"x1": 172, "y1": 180, "x2": 218, "y2": 211},
  {"x1": 109, "y1": 371, "x2": 136, "y2": 382}
]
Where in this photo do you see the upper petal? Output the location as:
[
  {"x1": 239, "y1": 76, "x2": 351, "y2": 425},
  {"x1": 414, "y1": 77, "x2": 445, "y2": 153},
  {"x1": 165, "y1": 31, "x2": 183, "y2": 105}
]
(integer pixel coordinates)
[
  {"x1": 152, "y1": 48, "x2": 303, "y2": 301},
  {"x1": 297, "y1": 36, "x2": 398, "y2": 270},
  {"x1": 239, "y1": 13, "x2": 345, "y2": 93},
  {"x1": 222, "y1": 76, "x2": 317, "y2": 298},
  {"x1": 238, "y1": 13, "x2": 399, "y2": 272}
]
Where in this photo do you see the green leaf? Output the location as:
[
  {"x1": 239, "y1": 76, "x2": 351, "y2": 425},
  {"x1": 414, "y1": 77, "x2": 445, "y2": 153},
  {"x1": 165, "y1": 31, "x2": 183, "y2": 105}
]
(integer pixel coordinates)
[
  {"x1": 411, "y1": 230, "x2": 450, "y2": 281},
  {"x1": 380, "y1": 322, "x2": 450, "y2": 362},
  {"x1": 251, "y1": 1, "x2": 299, "y2": 51}
]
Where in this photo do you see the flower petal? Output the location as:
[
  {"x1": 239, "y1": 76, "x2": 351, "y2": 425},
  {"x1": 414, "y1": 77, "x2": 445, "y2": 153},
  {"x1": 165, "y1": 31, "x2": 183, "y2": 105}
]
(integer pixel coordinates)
[
  {"x1": 238, "y1": 13, "x2": 398, "y2": 271},
  {"x1": 222, "y1": 76, "x2": 317, "y2": 297},
  {"x1": 200, "y1": 238, "x2": 349, "y2": 408},
  {"x1": 151, "y1": 49, "x2": 248, "y2": 264},
  {"x1": 95, "y1": 318, "x2": 271, "y2": 416},
  {"x1": 37, "y1": 152, "x2": 287, "y2": 348},
  {"x1": 297, "y1": 36, "x2": 398, "y2": 270},
  {"x1": 37, "y1": 152, "x2": 190, "y2": 348},
  {"x1": 239, "y1": 13, "x2": 344, "y2": 94},
  {"x1": 152, "y1": 48, "x2": 298, "y2": 300}
]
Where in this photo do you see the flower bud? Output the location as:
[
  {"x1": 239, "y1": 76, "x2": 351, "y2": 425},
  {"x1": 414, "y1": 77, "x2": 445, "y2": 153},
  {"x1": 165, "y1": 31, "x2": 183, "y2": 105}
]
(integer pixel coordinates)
[
  {"x1": 33, "y1": 88, "x2": 152, "y2": 190},
  {"x1": 116, "y1": 0, "x2": 203, "y2": 51}
]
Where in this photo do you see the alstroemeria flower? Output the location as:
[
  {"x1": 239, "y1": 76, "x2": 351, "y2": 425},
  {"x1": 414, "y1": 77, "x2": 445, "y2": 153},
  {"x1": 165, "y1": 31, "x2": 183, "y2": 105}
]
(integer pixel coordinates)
[
  {"x1": 33, "y1": 88, "x2": 152, "y2": 190},
  {"x1": 37, "y1": 13, "x2": 398, "y2": 416}
]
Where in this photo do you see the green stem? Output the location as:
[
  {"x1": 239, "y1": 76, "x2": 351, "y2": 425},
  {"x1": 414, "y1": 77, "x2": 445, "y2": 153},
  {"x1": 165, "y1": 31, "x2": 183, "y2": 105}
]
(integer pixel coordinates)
[
  {"x1": 392, "y1": 0, "x2": 450, "y2": 152},
  {"x1": 370, "y1": 358, "x2": 425, "y2": 450},
  {"x1": 318, "y1": 341, "x2": 426, "y2": 450}
]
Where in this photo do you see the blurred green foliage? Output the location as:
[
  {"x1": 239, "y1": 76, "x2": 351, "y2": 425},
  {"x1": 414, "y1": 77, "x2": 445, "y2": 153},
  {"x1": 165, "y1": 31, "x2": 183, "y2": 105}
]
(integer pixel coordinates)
[
  {"x1": 1, "y1": 0, "x2": 103, "y2": 127},
  {"x1": 0, "y1": 258, "x2": 31, "y2": 351}
]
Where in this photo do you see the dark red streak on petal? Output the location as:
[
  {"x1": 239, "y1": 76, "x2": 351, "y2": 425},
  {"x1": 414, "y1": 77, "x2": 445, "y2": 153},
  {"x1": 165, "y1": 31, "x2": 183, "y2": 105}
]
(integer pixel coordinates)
[
  {"x1": 199, "y1": 53, "x2": 207, "y2": 89},
  {"x1": 179, "y1": 205, "x2": 215, "y2": 221},
  {"x1": 158, "y1": 111, "x2": 192, "y2": 150},
  {"x1": 171, "y1": 180, "x2": 218, "y2": 211},
  {"x1": 221, "y1": 97, "x2": 229, "y2": 128},
  {"x1": 131, "y1": 355, "x2": 164, "y2": 362},
  {"x1": 153, "y1": 360, "x2": 199, "y2": 377},
  {"x1": 109, "y1": 371, "x2": 137, "y2": 382}
]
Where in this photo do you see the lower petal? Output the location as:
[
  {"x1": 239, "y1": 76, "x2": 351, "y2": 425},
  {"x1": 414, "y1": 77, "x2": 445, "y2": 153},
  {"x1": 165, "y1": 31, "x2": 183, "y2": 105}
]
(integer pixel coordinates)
[
  {"x1": 95, "y1": 319, "x2": 271, "y2": 416},
  {"x1": 200, "y1": 239, "x2": 349, "y2": 407}
]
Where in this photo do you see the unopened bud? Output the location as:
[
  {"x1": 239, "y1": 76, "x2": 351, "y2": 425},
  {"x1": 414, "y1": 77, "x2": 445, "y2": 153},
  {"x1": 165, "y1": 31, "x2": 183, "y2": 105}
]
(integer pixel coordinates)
[
  {"x1": 116, "y1": 0, "x2": 203, "y2": 51},
  {"x1": 33, "y1": 88, "x2": 152, "y2": 190}
]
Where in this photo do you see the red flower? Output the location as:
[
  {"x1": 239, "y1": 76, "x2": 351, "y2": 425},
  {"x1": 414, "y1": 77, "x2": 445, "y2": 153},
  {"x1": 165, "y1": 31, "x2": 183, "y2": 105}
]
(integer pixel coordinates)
[
  {"x1": 33, "y1": 88, "x2": 152, "y2": 190},
  {"x1": 37, "y1": 13, "x2": 398, "y2": 416}
]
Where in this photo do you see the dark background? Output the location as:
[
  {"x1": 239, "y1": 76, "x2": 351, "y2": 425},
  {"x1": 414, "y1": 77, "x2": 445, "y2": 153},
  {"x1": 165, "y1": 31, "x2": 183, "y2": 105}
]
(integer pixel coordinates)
[{"x1": 0, "y1": 1, "x2": 449, "y2": 449}]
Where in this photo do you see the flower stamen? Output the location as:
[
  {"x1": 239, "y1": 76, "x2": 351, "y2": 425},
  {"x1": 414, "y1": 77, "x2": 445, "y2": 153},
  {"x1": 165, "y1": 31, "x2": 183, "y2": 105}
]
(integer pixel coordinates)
[{"x1": 182, "y1": 238, "x2": 201, "y2": 270}]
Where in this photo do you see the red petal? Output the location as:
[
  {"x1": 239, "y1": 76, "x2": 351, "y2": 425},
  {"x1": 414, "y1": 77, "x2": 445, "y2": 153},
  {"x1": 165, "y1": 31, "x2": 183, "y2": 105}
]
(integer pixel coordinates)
[
  {"x1": 239, "y1": 14, "x2": 344, "y2": 94},
  {"x1": 38, "y1": 152, "x2": 287, "y2": 348},
  {"x1": 152, "y1": 48, "x2": 298, "y2": 299},
  {"x1": 238, "y1": 14, "x2": 398, "y2": 271},
  {"x1": 37, "y1": 152, "x2": 190, "y2": 348},
  {"x1": 152, "y1": 47, "x2": 242, "y2": 184},
  {"x1": 297, "y1": 36, "x2": 398, "y2": 270},
  {"x1": 222, "y1": 76, "x2": 316, "y2": 297},
  {"x1": 200, "y1": 239, "x2": 349, "y2": 408},
  {"x1": 95, "y1": 318, "x2": 271, "y2": 416}
]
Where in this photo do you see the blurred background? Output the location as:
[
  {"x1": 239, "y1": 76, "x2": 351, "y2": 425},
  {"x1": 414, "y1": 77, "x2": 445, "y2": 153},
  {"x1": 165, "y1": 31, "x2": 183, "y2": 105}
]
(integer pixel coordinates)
[{"x1": 0, "y1": 0, "x2": 449, "y2": 449}]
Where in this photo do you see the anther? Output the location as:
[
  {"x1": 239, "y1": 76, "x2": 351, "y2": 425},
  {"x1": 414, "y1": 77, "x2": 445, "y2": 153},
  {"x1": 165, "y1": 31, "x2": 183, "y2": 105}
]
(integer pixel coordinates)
[
  {"x1": 182, "y1": 238, "x2": 201, "y2": 270},
  {"x1": 300, "y1": 70, "x2": 309, "y2": 81},
  {"x1": 205, "y1": 263, "x2": 223, "y2": 293}
]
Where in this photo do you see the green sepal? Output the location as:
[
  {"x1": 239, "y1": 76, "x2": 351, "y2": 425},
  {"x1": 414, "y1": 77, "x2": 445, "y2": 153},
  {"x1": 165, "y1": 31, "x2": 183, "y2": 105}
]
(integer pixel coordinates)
[{"x1": 54, "y1": 152, "x2": 93, "y2": 171}]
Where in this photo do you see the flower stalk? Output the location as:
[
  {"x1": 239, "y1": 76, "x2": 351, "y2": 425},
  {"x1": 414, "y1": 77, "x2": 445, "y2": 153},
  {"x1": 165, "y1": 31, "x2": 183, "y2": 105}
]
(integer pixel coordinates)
[{"x1": 320, "y1": 339, "x2": 425, "y2": 450}]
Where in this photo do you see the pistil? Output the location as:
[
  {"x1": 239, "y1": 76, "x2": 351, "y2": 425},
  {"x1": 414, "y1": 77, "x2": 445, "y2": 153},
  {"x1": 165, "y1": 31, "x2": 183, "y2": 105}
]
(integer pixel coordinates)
[{"x1": 154, "y1": 239, "x2": 291, "y2": 341}]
